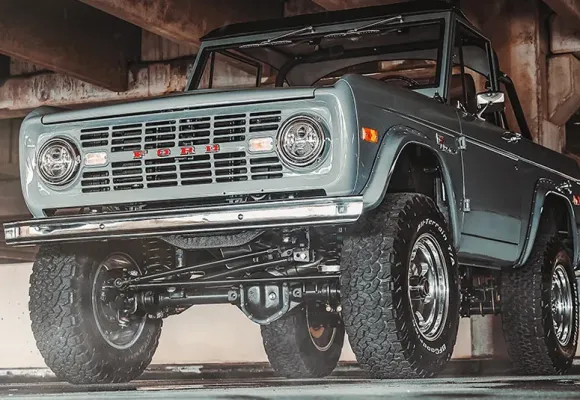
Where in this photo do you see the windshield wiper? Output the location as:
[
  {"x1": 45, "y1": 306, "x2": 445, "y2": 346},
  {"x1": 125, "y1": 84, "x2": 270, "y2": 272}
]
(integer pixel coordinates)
[
  {"x1": 239, "y1": 26, "x2": 315, "y2": 49},
  {"x1": 324, "y1": 15, "x2": 404, "y2": 39}
]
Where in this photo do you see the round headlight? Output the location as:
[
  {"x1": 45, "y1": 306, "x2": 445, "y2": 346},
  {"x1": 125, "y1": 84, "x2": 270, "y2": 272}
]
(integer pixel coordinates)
[
  {"x1": 37, "y1": 138, "x2": 80, "y2": 186},
  {"x1": 277, "y1": 115, "x2": 326, "y2": 168}
]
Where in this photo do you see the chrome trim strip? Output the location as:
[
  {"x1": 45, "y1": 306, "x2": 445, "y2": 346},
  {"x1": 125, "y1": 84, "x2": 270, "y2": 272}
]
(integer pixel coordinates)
[
  {"x1": 4, "y1": 196, "x2": 364, "y2": 246},
  {"x1": 464, "y1": 137, "x2": 519, "y2": 161},
  {"x1": 387, "y1": 108, "x2": 459, "y2": 138},
  {"x1": 467, "y1": 137, "x2": 580, "y2": 183},
  {"x1": 521, "y1": 157, "x2": 579, "y2": 184},
  {"x1": 390, "y1": 107, "x2": 580, "y2": 184}
]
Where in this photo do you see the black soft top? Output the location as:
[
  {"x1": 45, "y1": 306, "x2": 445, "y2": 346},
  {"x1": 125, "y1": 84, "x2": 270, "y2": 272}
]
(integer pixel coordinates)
[{"x1": 202, "y1": 0, "x2": 459, "y2": 41}]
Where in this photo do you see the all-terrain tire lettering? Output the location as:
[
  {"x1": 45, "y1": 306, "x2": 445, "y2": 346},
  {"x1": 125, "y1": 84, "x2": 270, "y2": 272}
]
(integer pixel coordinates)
[{"x1": 340, "y1": 193, "x2": 460, "y2": 378}]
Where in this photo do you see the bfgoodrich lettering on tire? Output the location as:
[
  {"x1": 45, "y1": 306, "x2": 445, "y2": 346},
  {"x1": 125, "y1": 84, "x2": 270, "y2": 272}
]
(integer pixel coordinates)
[{"x1": 340, "y1": 193, "x2": 460, "y2": 378}]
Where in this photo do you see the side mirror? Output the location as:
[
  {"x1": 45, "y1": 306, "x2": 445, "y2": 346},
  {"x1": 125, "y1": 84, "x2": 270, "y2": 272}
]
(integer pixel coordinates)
[{"x1": 476, "y1": 91, "x2": 505, "y2": 118}]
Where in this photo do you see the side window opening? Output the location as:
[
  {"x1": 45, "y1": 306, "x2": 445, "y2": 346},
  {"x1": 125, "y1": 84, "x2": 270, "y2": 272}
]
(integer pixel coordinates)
[
  {"x1": 451, "y1": 22, "x2": 502, "y2": 126},
  {"x1": 314, "y1": 58, "x2": 439, "y2": 89}
]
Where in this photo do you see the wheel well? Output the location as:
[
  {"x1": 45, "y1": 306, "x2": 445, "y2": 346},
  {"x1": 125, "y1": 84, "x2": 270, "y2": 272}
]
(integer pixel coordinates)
[
  {"x1": 387, "y1": 144, "x2": 450, "y2": 224},
  {"x1": 542, "y1": 194, "x2": 574, "y2": 239}
]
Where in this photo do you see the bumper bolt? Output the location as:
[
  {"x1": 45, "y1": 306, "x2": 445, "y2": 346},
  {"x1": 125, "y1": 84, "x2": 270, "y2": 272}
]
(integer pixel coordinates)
[{"x1": 228, "y1": 290, "x2": 238, "y2": 302}]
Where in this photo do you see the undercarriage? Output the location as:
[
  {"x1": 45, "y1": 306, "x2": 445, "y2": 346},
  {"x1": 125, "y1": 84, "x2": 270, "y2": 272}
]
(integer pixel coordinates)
[
  {"x1": 97, "y1": 227, "x2": 503, "y2": 330},
  {"x1": 100, "y1": 228, "x2": 344, "y2": 326}
]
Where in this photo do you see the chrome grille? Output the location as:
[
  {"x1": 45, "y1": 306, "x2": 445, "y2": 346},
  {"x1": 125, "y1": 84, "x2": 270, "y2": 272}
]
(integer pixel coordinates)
[{"x1": 79, "y1": 110, "x2": 284, "y2": 193}]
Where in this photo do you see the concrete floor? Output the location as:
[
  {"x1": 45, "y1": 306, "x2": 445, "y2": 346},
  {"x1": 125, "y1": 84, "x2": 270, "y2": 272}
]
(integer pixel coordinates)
[{"x1": 2, "y1": 374, "x2": 580, "y2": 399}]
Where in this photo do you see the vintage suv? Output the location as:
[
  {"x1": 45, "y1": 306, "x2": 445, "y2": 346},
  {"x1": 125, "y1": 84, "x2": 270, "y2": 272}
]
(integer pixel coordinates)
[{"x1": 5, "y1": 1, "x2": 580, "y2": 384}]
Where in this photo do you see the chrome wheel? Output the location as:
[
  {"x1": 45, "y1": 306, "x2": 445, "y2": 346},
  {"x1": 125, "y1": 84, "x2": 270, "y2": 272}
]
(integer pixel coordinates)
[
  {"x1": 306, "y1": 306, "x2": 337, "y2": 352},
  {"x1": 551, "y1": 263, "x2": 574, "y2": 347},
  {"x1": 91, "y1": 253, "x2": 146, "y2": 350},
  {"x1": 408, "y1": 233, "x2": 449, "y2": 341}
]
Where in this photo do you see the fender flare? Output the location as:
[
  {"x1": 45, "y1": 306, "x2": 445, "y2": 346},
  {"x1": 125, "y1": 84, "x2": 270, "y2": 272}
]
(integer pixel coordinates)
[
  {"x1": 361, "y1": 124, "x2": 461, "y2": 249},
  {"x1": 515, "y1": 178, "x2": 579, "y2": 268}
]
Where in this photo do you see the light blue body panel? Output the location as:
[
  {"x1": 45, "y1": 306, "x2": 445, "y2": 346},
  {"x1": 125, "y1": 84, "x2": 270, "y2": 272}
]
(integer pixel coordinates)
[
  {"x1": 14, "y1": 75, "x2": 580, "y2": 270},
  {"x1": 20, "y1": 83, "x2": 359, "y2": 217}
]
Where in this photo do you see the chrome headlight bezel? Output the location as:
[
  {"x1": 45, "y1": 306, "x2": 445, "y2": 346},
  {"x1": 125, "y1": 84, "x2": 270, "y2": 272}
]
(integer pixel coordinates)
[
  {"x1": 37, "y1": 137, "x2": 81, "y2": 186},
  {"x1": 276, "y1": 115, "x2": 327, "y2": 168}
]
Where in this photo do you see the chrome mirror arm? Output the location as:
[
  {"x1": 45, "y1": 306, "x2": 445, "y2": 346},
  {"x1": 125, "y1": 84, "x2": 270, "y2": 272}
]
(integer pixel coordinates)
[{"x1": 476, "y1": 101, "x2": 491, "y2": 120}]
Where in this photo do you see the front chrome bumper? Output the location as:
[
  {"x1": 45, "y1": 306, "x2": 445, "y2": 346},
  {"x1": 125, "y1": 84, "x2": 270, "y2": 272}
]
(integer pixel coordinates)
[{"x1": 3, "y1": 196, "x2": 363, "y2": 246}]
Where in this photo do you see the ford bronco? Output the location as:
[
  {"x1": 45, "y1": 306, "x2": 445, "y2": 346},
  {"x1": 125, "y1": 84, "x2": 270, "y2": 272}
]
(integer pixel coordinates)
[{"x1": 5, "y1": 1, "x2": 580, "y2": 384}]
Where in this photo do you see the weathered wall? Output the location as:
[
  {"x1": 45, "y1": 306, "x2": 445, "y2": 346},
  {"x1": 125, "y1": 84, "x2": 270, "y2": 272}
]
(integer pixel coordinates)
[{"x1": 0, "y1": 262, "x2": 472, "y2": 369}]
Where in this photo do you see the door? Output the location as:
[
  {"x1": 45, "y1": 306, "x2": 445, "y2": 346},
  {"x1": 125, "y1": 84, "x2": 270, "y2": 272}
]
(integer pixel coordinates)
[
  {"x1": 460, "y1": 114, "x2": 523, "y2": 265},
  {"x1": 451, "y1": 22, "x2": 523, "y2": 266}
]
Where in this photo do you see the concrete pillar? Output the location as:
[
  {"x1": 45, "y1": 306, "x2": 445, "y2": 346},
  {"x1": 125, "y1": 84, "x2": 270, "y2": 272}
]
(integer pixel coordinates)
[
  {"x1": 551, "y1": 15, "x2": 580, "y2": 58},
  {"x1": 284, "y1": 0, "x2": 326, "y2": 16},
  {"x1": 482, "y1": 0, "x2": 551, "y2": 146},
  {"x1": 80, "y1": 0, "x2": 281, "y2": 46},
  {"x1": 311, "y1": 0, "x2": 404, "y2": 10},
  {"x1": 0, "y1": 0, "x2": 140, "y2": 91}
]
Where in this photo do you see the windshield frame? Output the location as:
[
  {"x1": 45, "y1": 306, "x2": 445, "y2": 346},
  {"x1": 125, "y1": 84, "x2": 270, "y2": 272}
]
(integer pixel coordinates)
[{"x1": 185, "y1": 11, "x2": 453, "y2": 99}]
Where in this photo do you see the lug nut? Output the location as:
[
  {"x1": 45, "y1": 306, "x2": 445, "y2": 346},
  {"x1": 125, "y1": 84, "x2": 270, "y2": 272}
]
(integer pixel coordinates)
[
  {"x1": 336, "y1": 305, "x2": 343, "y2": 313},
  {"x1": 167, "y1": 287, "x2": 176, "y2": 293},
  {"x1": 268, "y1": 292, "x2": 277, "y2": 300},
  {"x1": 326, "y1": 305, "x2": 332, "y2": 312},
  {"x1": 129, "y1": 270, "x2": 139, "y2": 277}
]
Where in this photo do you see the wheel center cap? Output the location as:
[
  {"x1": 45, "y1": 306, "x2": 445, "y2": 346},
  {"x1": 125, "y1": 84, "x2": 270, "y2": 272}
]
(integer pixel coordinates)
[
  {"x1": 422, "y1": 278, "x2": 430, "y2": 296},
  {"x1": 409, "y1": 276, "x2": 430, "y2": 299}
]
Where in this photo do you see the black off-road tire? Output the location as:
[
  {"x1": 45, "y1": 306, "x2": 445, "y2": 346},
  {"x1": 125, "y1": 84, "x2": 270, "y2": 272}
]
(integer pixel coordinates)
[
  {"x1": 340, "y1": 193, "x2": 460, "y2": 378},
  {"x1": 501, "y1": 215, "x2": 579, "y2": 375},
  {"x1": 29, "y1": 244, "x2": 162, "y2": 384},
  {"x1": 261, "y1": 305, "x2": 344, "y2": 378}
]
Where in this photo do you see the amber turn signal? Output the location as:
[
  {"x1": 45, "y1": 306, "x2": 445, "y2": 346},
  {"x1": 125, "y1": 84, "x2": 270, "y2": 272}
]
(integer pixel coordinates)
[{"x1": 361, "y1": 127, "x2": 379, "y2": 143}]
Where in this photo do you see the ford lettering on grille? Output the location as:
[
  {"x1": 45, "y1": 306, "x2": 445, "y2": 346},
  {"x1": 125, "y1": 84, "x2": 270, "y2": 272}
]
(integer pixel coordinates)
[{"x1": 133, "y1": 144, "x2": 221, "y2": 160}]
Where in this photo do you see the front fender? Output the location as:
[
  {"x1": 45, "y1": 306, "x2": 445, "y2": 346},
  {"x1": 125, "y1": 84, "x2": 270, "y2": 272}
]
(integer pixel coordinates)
[{"x1": 359, "y1": 124, "x2": 462, "y2": 249}]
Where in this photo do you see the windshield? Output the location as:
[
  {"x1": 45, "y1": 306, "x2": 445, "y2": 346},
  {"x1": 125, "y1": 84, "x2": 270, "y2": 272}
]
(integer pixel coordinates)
[{"x1": 189, "y1": 20, "x2": 445, "y2": 95}]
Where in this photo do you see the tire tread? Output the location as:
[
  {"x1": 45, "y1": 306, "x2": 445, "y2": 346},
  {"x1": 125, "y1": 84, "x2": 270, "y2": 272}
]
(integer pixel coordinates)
[
  {"x1": 29, "y1": 245, "x2": 161, "y2": 384},
  {"x1": 340, "y1": 193, "x2": 458, "y2": 378}
]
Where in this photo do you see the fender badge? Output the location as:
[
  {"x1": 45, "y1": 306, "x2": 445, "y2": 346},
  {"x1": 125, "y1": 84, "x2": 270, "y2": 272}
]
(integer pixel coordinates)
[{"x1": 436, "y1": 134, "x2": 457, "y2": 155}]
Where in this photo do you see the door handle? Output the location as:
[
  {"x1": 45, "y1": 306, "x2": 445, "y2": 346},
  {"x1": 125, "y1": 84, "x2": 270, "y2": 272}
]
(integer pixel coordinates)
[{"x1": 502, "y1": 131, "x2": 522, "y2": 143}]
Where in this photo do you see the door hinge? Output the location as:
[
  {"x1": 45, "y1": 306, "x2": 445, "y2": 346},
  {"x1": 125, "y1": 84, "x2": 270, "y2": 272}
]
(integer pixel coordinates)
[
  {"x1": 462, "y1": 198, "x2": 471, "y2": 212},
  {"x1": 457, "y1": 136, "x2": 467, "y2": 150}
]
